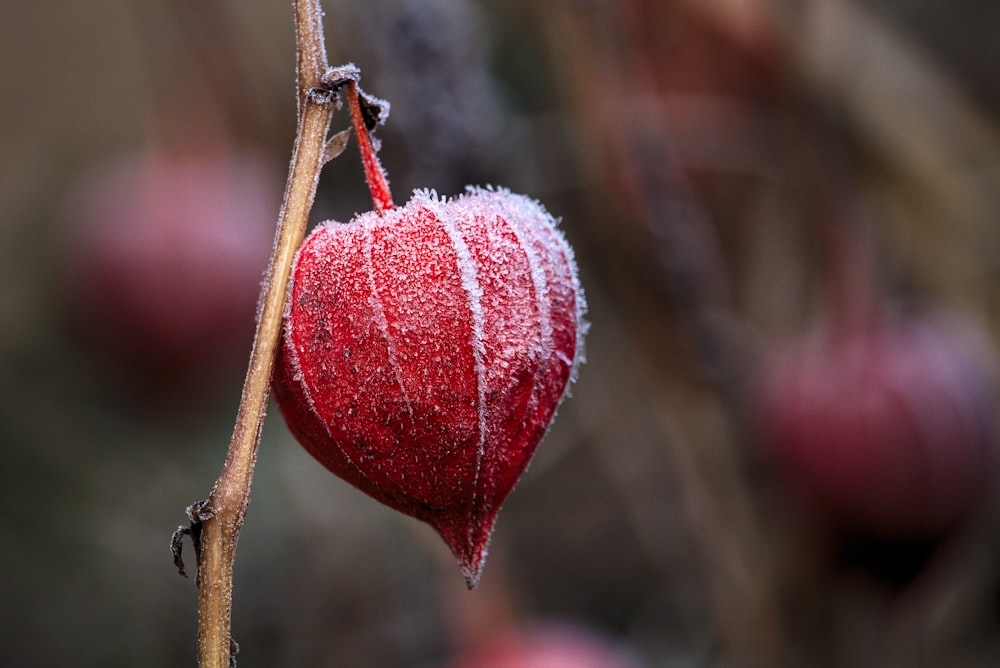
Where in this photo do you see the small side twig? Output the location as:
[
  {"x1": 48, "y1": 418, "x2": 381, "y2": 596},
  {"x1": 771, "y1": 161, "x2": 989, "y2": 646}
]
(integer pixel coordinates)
[{"x1": 171, "y1": 500, "x2": 213, "y2": 579}]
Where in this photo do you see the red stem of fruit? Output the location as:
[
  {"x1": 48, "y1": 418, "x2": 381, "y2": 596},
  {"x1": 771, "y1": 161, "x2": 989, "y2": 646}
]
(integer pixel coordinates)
[{"x1": 346, "y1": 80, "x2": 395, "y2": 212}]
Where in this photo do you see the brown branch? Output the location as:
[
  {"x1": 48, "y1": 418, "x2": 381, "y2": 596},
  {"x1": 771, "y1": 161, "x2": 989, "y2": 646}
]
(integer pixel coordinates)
[{"x1": 190, "y1": 1, "x2": 334, "y2": 666}]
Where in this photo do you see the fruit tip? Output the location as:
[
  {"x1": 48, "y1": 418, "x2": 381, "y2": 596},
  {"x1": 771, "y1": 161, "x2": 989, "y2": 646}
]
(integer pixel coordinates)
[
  {"x1": 441, "y1": 521, "x2": 492, "y2": 589},
  {"x1": 460, "y1": 556, "x2": 485, "y2": 590}
]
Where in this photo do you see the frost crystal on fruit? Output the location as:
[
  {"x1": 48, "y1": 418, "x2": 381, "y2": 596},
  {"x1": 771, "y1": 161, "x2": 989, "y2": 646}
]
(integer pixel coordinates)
[{"x1": 273, "y1": 187, "x2": 586, "y2": 586}]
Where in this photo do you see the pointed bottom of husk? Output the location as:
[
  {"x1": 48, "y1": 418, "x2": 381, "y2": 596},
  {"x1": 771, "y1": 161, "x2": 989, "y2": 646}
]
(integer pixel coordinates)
[{"x1": 434, "y1": 515, "x2": 496, "y2": 589}]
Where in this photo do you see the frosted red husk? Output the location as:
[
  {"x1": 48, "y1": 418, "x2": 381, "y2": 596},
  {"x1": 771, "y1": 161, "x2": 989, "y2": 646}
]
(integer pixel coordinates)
[{"x1": 273, "y1": 187, "x2": 585, "y2": 586}]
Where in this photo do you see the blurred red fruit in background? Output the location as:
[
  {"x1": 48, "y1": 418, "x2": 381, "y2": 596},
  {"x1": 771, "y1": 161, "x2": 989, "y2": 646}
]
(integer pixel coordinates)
[
  {"x1": 60, "y1": 145, "x2": 280, "y2": 395},
  {"x1": 753, "y1": 310, "x2": 996, "y2": 546},
  {"x1": 449, "y1": 623, "x2": 641, "y2": 668}
]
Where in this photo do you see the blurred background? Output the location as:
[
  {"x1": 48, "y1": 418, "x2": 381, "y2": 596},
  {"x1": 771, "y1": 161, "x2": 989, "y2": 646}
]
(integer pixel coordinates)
[{"x1": 3, "y1": 0, "x2": 1000, "y2": 666}]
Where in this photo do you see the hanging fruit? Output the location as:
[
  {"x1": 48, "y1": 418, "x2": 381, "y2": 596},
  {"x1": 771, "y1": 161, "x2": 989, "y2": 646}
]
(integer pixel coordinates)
[
  {"x1": 751, "y1": 210, "x2": 996, "y2": 580},
  {"x1": 272, "y1": 71, "x2": 586, "y2": 586},
  {"x1": 62, "y1": 143, "x2": 279, "y2": 393}
]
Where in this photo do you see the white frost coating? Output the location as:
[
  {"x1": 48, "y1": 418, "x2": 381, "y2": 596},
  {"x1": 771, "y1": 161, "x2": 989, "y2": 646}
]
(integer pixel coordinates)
[
  {"x1": 467, "y1": 188, "x2": 554, "y2": 360},
  {"x1": 287, "y1": 184, "x2": 586, "y2": 580},
  {"x1": 283, "y1": 244, "x2": 328, "y2": 437},
  {"x1": 314, "y1": 186, "x2": 586, "y2": 383},
  {"x1": 432, "y1": 195, "x2": 488, "y2": 425},
  {"x1": 461, "y1": 185, "x2": 587, "y2": 380},
  {"x1": 429, "y1": 192, "x2": 490, "y2": 547},
  {"x1": 305, "y1": 184, "x2": 584, "y2": 427},
  {"x1": 547, "y1": 212, "x2": 588, "y2": 383},
  {"x1": 363, "y1": 224, "x2": 414, "y2": 418},
  {"x1": 414, "y1": 187, "x2": 442, "y2": 203},
  {"x1": 285, "y1": 228, "x2": 388, "y2": 498},
  {"x1": 511, "y1": 186, "x2": 585, "y2": 380}
]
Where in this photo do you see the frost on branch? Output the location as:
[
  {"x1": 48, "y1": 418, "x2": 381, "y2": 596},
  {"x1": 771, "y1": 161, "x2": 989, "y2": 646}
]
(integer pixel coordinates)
[{"x1": 319, "y1": 62, "x2": 391, "y2": 131}]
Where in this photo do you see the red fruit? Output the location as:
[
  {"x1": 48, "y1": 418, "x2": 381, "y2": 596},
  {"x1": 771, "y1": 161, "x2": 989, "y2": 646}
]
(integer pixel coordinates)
[
  {"x1": 272, "y1": 186, "x2": 585, "y2": 586},
  {"x1": 63, "y1": 146, "x2": 279, "y2": 389},
  {"x1": 450, "y1": 624, "x2": 640, "y2": 668},
  {"x1": 754, "y1": 313, "x2": 995, "y2": 541}
]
